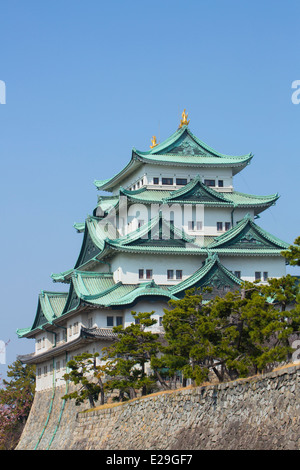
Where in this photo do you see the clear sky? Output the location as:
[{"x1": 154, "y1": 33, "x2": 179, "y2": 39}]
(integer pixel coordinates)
[{"x1": 1, "y1": 0, "x2": 300, "y2": 379}]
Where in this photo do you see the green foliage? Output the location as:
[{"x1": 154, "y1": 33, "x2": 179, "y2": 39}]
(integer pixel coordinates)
[
  {"x1": 63, "y1": 352, "x2": 108, "y2": 408},
  {"x1": 63, "y1": 274, "x2": 300, "y2": 407},
  {"x1": 102, "y1": 311, "x2": 162, "y2": 399},
  {"x1": 281, "y1": 236, "x2": 300, "y2": 266},
  {"x1": 0, "y1": 360, "x2": 36, "y2": 449},
  {"x1": 161, "y1": 278, "x2": 300, "y2": 385}
]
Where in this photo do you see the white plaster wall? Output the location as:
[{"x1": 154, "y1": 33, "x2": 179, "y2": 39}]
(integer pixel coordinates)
[
  {"x1": 140, "y1": 165, "x2": 233, "y2": 190},
  {"x1": 202, "y1": 207, "x2": 233, "y2": 236},
  {"x1": 35, "y1": 331, "x2": 53, "y2": 354},
  {"x1": 82, "y1": 308, "x2": 124, "y2": 329},
  {"x1": 111, "y1": 253, "x2": 205, "y2": 285},
  {"x1": 124, "y1": 299, "x2": 170, "y2": 332},
  {"x1": 112, "y1": 252, "x2": 286, "y2": 285},
  {"x1": 112, "y1": 164, "x2": 233, "y2": 194},
  {"x1": 116, "y1": 201, "x2": 256, "y2": 240},
  {"x1": 36, "y1": 353, "x2": 68, "y2": 392},
  {"x1": 232, "y1": 208, "x2": 255, "y2": 225},
  {"x1": 35, "y1": 339, "x2": 115, "y2": 391},
  {"x1": 220, "y1": 256, "x2": 286, "y2": 282}
]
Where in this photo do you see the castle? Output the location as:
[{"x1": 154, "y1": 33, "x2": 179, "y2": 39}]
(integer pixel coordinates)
[{"x1": 17, "y1": 112, "x2": 289, "y2": 391}]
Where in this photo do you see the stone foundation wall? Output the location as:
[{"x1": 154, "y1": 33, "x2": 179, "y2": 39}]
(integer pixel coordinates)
[{"x1": 17, "y1": 364, "x2": 300, "y2": 450}]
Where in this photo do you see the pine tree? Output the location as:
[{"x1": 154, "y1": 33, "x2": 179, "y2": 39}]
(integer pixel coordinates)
[
  {"x1": 103, "y1": 311, "x2": 161, "y2": 399},
  {"x1": 161, "y1": 279, "x2": 300, "y2": 385},
  {"x1": 63, "y1": 352, "x2": 108, "y2": 407},
  {"x1": 281, "y1": 236, "x2": 300, "y2": 266},
  {"x1": 0, "y1": 360, "x2": 35, "y2": 449}
]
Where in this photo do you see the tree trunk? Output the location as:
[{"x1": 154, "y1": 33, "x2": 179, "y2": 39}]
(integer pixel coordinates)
[{"x1": 155, "y1": 370, "x2": 170, "y2": 390}]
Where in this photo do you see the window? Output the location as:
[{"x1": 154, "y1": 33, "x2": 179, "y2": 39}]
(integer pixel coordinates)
[
  {"x1": 159, "y1": 317, "x2": 163, "y2": 327},
  {"x1": 217, "y1": 222, "x2": 223, "y2": 231},
  {"x1": 176, "y1": 270, "x2": 183, "y2": 280},
  {"x1": 162, "y1": 177, "x2": 173, "y2": 185},
  {"x1": 167, "y1": 270, "x2": 174, "y2": 280},
  {"x1": 37, "y1": 368, "x2": 41, "y2": 378},
  {"x1": 56, "y1": 361, "x2": 60, "y2": 371},
  {"x1": 225, "y1": 222, "x2": 231, "y2": 231},
  {"x1": 204, "y1": 179, "x2": 215, "y2": 187},
  {"x1": 116, "y1": 316, "x2": 123, "y2": 326},
  {"x1": 255, "y1": 272, "x2": 261, "y2": 281},
  {"x1": 263, "y1": 272, "x2": 268, "y2": 282},
  {"x1": 218, "y1": 180, "x2": 224, "y2": 187},
  {"x1": 153, "y1": 177, "x2": 159, "y2": 185},
  {"x1": 139, "y1": 269, "x2": 144, "y2": 279},
  {"x1": 188, "y1": 221, "x2": 194, "y2": 231},
  {"x1": 234, "y1": 271, "x2": 241, "y2": 279},
  {"x1": 141, "y1": 179, "x2": 144, "y2": 186},
  {"x1": 146, "y1": 269, "x2": 153, "y2": 279},
  {"x1": 107, "y1": 316, "x2": 114, "y2": 327},
  {"x1": 138, "y1": 219, "x2": 144, "y2": 228},
  {"x1": 196, "y1": 221, "x2": 203, "y2": 231},
  {"x1": 43, "y1": 366, "x2": 47, "y2": 376},
  {"x1": 176, "y1": 178, "x2": 187, "y2": 185},
  {"x1": 88, "y1": 317, "x2": 93, "y2": 328},
  {"x1": 73, "y1": 322, "x2": 79, "y2": 334}
]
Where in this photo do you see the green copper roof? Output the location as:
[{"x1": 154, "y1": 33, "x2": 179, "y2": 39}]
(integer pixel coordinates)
[
  {"x1": 71, "y1": 271, "x2": 116, "y2": 298},
  {"x1": 17, "y1": 291, "x2": 68, "y2": 338},
  {"x1": 109, "y1": 211, "x2": 195, "y2": 246},
  {"x1": 73, "y1": 222, "x2": 85, "y2": 233},
  {"x1": 52, "y1": 209, "x2": 289, "y2": 286},
  {"x1": 96, "y1": 176, "x2": 279, "y2": 216},
  {"x1": 170, "y1": 253, "x2": 242, "y2": 297},
  {"x1": 18, "y1": 253, "x2": 246, "y2": 337},
  {"x1": 206, "y1": 213, "x2": 290, "y2": 254},
  {"x1": 136, "y1": 126, "x2": 251, "y2": 160},
  {"x1": 95, "y1": 126, "x2": 253, "y2": 192},
  {"x1": 84, "y1": 280, "x2": 176, "y2": 307}
]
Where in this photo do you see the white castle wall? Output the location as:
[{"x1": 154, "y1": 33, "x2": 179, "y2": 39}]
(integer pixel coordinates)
[
  {"x1": 111, "y1": 163, "x2": 233, "y2": 194},
  {"x1": 111, "y1": 253, "x2": 206, "y2": 285},
  {"x1": 220, "y1": 256, "x2": 286, "y2": 281}
]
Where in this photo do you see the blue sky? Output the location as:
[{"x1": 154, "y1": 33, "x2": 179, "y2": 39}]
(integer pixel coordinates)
[{"x1": 1, "y1": 0, "x2": 300, "y2": 378}]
